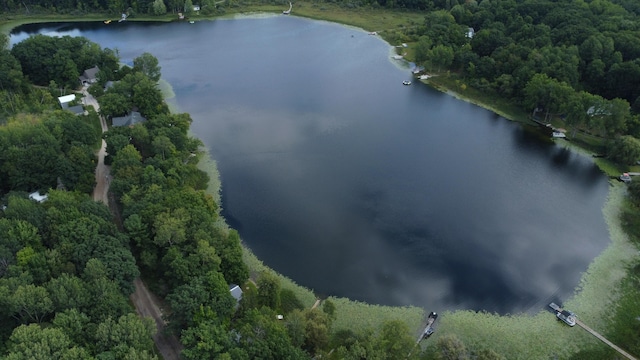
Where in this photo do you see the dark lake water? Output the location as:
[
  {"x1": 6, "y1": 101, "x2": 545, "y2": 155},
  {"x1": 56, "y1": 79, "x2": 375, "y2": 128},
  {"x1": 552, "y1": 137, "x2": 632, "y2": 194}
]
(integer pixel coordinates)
[{"x1": 11, "y1": 17, "x2": 612, "y2": 314}]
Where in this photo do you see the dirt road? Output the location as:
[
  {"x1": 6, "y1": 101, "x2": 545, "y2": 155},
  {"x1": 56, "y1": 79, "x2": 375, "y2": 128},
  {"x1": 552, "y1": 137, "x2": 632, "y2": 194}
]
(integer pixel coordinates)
[
  {"x1": 130, "y1": 279, "x2": 183, "y2": 360},
  {"x1": 85, "y1": 90, "x2": 183, "y2": 359},
  {"x1": 84, "y1": 89, "x2": 111, "y2": 204}
]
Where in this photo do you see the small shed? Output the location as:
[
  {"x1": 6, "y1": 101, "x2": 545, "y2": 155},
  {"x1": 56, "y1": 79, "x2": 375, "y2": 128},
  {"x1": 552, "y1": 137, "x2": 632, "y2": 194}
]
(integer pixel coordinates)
[
  {"x1": 58, "y1": 94, "x2": 84, "y2": 115},
  {"x1": 229, "y1": 284, "x2": 243, "y2": 304},
  {"x1": 466, "y1": 27, "x2": 475, "y2": 38}
]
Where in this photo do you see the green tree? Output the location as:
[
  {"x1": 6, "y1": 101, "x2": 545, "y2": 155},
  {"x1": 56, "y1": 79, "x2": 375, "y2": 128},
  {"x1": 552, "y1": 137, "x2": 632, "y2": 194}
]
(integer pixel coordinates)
[
  {"x1": 99, "y1": 92, "x2": 130, "y2": 118},
  {"x1": 375, "y1": 320, "x2": 417, "y2": 360},
  {"x1": 8, "y1": 284, "x2": 53, "y2": 324},
  {"x1": 279, "y1": 288, "x2": 304, "y2": 314},
  {"x1": 52, "y1": 309, "x2": 92, "y2": 347},
  {"x1": 434, "y1": 334, "x2": 469, "y2": 360},
  {"x1": 46, "y1": 274, "x2": 90, "y2": 312},
  {"x1": 608, "y1": 135, "x2": 640, "y2": 165},
  {"x1": 257, "y1": 271, "x2": 281, "y2": 310},
  {"x1": 414, "y1": 36, "x2": 432, "y2": 64},
  {"x1": 6, "y1": 324, "x2": 77, "y2": 360},
  {"x1": 303, "y1": 308, "x2": 330, "y2": 353},
  {"x1": 428, "y1": 45, "x2": 454, "y2": 72},
  {"x1": 94, "y1": 313, "x2": 156, "y2": 357},
  {"x1": 133, "y1": 52, "x2": 162, "y2": 82},
  {"x1": 284, "y1": 309, "x2": 306, "y2": 348},
  {"x1": 184, "y1": 0, "x2": 194, "y2": 13},
  {"x1": 181, "y1": 319, "x2": 235, "y2": 360}
]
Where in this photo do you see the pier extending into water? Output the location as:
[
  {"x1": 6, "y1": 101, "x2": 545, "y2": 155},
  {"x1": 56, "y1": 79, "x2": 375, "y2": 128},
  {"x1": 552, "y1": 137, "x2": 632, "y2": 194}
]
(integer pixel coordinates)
[
  {"x1": 575, "y1": 320, "x2": 638, "y2": 360},
  {"x1": 549, "y1": 303, "x2": 637, "y2": 360}
]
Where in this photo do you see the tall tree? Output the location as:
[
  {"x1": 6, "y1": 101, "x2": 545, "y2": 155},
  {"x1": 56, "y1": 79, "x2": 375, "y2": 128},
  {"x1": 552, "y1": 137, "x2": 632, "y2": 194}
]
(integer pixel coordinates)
[{"x1": 133, "y1": 52, "x2": 162, "y2": 82}]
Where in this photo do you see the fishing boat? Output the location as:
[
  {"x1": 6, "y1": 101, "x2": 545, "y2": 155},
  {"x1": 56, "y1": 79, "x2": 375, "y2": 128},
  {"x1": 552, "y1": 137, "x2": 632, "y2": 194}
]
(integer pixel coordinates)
[{"x1": 422, "y1": 311, "x2": 438, "y2": 339}]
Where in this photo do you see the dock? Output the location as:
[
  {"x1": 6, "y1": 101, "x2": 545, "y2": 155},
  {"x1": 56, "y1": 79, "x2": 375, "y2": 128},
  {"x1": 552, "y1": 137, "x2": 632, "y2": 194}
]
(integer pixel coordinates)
[
  {"x1": 575, "y1": 320, "x2": 638, "y2": 360},
  {"x1": 549, "y1": 303, "x2": 638, "y2": 360},
  {"x1": 282, "y1": 2, "x2": 292, "y2": 14}
]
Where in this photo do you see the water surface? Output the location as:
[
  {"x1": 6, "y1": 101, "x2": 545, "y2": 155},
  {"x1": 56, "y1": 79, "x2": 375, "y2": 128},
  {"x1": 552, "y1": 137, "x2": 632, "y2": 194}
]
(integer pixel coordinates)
[{"x1": 11, "y1": 17, "x2": 611, "y2": 314}]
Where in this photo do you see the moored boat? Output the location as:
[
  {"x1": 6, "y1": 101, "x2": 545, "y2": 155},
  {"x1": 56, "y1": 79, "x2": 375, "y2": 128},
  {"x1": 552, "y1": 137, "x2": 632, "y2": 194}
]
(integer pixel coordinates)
[{"x1": 557, "y1": 310, "x2": 576, "y2": 327}]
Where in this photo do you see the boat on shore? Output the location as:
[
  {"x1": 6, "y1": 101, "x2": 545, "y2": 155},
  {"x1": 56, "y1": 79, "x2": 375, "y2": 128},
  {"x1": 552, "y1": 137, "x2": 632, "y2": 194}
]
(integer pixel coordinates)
[
  {"x1": 620, "y1": 173, "x2": 632, "y2": 183},
  {"x1": 422, "y1": 311, "x2": 438, "y2": 339},
  {"x1": 549, "y1": 302, "x2": 576, "y2": 327},
  {"x1": 104, "y1": 19, "x2": 111, "y2": 24},
  {"x1": 552, "y1": 131, "x2": 566, "y2": 138}
]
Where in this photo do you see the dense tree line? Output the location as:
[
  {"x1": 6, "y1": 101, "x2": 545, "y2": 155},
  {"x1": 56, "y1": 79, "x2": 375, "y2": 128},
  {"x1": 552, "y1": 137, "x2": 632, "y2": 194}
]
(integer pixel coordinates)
[
  {"x1": 0, "y1": 191, "x2": 154, "y2": 358},
  {"x1": 0, "y1": 34, "x2": 58, "y2": 120},
  {"x1": 401, "y1": 0, "x2": 640, "y2": 145},
  {"x1": 0, "y1": 110, "x2": 101, "y2": 194},
  {"x1": 11, "y1": 34, "x2": 119, "y2": 90}
]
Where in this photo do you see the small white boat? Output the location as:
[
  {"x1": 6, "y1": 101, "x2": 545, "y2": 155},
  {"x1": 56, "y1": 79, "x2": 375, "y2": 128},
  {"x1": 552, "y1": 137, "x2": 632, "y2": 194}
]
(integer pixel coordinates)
[
  {"x1": 552, "y1": 131, "x2": 566, "y2": 138},
  {"x1": 368, "y1": 31, "x2": 377, "y2": 35},
  {"x1": 620, "y1": 173, "x2": 632, "y2": 183},
  {"x1": 189, "y1": 20, "x2": 195, "y2": 24},
  {"x1": 393, "y1": 55, "x2": 403, "y2": 60},
  {"x1": 557, "y1": 310, "x2": 576, "y2": 327},
  {"x1": 403, "y1": 80, "x2": 411, "y2": 86}
]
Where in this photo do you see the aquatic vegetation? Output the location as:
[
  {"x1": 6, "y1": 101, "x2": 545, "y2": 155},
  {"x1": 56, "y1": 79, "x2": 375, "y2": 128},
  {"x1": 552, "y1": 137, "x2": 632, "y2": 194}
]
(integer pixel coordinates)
[
  {"x1": 242, "y1": 247, "x2": 318, "y2": 308},
  {"x1": 328, "y1": 297, "x2": 424, "y2": 336}
]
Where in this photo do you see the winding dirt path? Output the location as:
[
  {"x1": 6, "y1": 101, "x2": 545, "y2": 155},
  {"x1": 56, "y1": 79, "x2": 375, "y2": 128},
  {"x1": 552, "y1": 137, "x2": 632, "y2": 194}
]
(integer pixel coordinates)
[
  {"x1": 130, "y1": 279, "x2": 183, "y2": 360},
  {"x1": 86, "y1": 89, "x2": 183, "y2": 359}
]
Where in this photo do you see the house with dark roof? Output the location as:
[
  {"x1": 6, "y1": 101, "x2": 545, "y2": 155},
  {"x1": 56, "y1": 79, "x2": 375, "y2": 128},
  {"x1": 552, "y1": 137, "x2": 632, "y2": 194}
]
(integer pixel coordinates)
[
  {"x1": 112, "y1": 111, "x2": 147, "y2": 127},
  {"x1": 57, "y1": 94, "x2": 84, "y2": 115},
  {"x1": 79, "y1": 66, "x2": 100, "y2": 86}
]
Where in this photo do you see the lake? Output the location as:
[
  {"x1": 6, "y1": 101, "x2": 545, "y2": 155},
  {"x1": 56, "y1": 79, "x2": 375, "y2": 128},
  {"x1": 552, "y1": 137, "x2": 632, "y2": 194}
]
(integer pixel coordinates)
[{"x1": 11, "y1": 16, "x2": 611, "y2": 314}]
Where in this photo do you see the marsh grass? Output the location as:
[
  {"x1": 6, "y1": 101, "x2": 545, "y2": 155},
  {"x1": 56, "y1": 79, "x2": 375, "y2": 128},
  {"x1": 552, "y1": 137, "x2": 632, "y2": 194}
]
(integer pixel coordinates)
[
  {"x1": 157, "y1": 79, "x2": 175, "y2": 100},
  {"x1": 426, "y1": 74, "x2": 531, "y2": 125},
  {"x1": 241, "y1": 248, "x2": 318, "y2": 308},
  {"x1": 328, "y1": 297, "x2": 424, "y2": 336},
  {"x1": 195, "y1": 147, "x2": 222, "y2": 205}
]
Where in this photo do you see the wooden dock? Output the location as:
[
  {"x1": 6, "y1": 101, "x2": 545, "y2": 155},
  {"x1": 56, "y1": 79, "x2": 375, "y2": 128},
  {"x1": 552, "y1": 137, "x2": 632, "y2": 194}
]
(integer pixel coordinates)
[
  {"x1": 549, "y1": 303, "x2": 637, "y2": 360},
  {"x1": 575, "y1": 320, "x2": 638, "y2": 360}
]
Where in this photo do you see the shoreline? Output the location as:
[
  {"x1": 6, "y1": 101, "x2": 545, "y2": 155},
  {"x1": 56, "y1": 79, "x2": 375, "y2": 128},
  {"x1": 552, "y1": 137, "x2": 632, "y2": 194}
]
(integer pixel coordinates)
[{"x1": 4, "y1": 11, "x2": 638, "y2": 358}]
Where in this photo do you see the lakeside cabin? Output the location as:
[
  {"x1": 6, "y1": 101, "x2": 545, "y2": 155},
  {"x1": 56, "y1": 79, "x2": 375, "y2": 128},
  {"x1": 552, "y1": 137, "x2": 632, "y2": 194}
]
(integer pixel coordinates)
[{"x1": 79, "y1": 66, "x2": 99, "y2": 86}]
